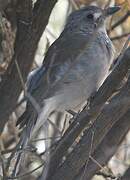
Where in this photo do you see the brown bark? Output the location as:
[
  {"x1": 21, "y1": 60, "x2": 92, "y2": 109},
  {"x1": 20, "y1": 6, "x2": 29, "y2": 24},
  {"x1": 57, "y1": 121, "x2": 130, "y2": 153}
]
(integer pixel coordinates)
[
  {"x1": 74, "y1": 110, "x2": 130, "y2": 180},
  {"x1": 0, "y1": 0, "x2": 58, "y2": 134}
]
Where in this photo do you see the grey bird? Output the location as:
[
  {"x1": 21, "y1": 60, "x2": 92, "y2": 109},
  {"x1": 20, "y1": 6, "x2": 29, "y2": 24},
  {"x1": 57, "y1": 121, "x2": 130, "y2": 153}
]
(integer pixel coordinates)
[{"x1": 17, "y1": 5, "x2": 120, "y2": 147}]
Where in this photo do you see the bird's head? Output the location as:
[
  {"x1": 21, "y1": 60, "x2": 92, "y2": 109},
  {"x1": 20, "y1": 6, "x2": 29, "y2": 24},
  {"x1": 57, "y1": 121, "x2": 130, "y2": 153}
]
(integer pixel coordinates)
[{"x1": 65, "y1": 6, "x2": 120, "y2": 34}]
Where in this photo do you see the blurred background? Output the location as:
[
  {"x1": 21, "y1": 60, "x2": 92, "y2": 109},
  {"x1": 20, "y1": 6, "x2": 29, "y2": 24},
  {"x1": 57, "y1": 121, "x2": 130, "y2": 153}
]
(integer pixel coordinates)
[{"x1": 0, "y1": 0, "x2": 130, "y2": 179}]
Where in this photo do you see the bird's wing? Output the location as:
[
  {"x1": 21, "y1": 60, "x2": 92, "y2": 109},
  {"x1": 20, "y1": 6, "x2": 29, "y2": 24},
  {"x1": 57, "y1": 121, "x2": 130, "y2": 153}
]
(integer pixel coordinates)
[
  {"x1": 26, "y1": 65, "x2": 46, "y2": 93},
  {"x1": 24, "y1": 33, "x2": 89, "y2": 95},
  {"x1": 26, "y1": 33, "x2": 90, "y2": 99},
  {"x1": 17, "y1": 33, "x2": 90, "y2": 127}
]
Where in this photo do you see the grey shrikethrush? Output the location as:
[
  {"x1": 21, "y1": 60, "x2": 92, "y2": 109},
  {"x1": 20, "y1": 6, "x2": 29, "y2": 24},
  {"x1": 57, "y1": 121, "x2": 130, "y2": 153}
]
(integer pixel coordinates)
[{"x1": 17, "y1": 5, "x2": 120, "y2": 146}]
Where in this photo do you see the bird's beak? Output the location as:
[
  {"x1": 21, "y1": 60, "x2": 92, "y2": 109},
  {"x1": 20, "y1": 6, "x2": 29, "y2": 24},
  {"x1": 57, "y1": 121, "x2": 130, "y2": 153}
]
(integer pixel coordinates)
[{"x1": 104, "y1": 6, "x2": 121, "y2": 16}]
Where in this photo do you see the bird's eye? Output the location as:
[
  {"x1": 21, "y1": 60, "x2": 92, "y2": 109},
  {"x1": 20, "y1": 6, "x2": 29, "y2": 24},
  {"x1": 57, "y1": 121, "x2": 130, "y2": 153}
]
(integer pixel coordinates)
[{"x1": 87, "y1": 14, "x2": 94, "y2": 19}]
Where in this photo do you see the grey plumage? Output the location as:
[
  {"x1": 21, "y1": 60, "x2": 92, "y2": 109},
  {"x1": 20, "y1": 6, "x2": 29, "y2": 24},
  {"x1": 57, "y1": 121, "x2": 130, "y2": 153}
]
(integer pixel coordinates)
[{"x1": 17, "y1": 5, "x2": 119, "y2": 147}]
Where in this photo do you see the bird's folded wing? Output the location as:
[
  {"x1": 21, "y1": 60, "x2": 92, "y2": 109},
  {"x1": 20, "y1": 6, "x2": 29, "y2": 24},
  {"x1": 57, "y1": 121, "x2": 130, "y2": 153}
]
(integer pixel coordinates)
[
  {"x1": 17, "y1": 33, "x2": 91, "y2": 127},
  {"x1": 25, "y1": 33, "x2": 91, "y2": 98}
]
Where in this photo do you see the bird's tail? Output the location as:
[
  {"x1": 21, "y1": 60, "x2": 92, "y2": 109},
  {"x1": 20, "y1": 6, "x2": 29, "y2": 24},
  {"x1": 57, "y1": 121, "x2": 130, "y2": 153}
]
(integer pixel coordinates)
[
  {"x1": 9, "y1": 103, "x2": 52, "y2": 176},
  {"x1": 9, "y1": 112, "x2": 37, "y2": 176},
  {"x1": 16, "y1": 110, "x2": 31, "y2": 128}
]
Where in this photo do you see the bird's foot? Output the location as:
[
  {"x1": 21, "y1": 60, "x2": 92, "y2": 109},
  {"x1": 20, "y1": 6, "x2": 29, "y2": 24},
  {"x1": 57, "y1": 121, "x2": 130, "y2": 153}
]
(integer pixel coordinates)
[
  {"x1": 67, "y1": 110, "x2": 78, "y2": 124},
  {"x1": 83, "y1": 91, "x2": 97, "y2": 110}
]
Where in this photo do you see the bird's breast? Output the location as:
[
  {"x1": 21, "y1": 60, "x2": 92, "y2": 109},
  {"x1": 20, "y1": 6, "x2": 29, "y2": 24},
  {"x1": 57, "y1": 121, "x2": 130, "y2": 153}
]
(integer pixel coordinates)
[
  {"x1": 53, "y1": 48, "x2": 111, "y2": 111},
  {"x1": 45, "y1": 34, "x2": 114, "y2": 112}
]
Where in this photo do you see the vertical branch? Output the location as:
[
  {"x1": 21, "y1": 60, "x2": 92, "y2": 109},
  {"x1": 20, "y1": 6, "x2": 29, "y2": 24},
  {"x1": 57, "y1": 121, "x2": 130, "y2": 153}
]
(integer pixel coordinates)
[{"x1": 0, "y1": 0, "x2": 58, "y2": 134}]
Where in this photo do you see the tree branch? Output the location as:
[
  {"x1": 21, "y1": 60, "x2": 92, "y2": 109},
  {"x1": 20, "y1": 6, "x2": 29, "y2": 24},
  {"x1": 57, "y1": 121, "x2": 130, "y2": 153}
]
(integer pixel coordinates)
[
  {"x1": 51, "y1": 73, "x2": 130, "y2": 180},
  {"x1": 74, "y1": 109, "x2": 130, "y2": 180},
  {"x1": 111, "y1": 32, "x2": 130, "y2": 41},
  {"x1": 43, "y1": 47, "x2": 130, "y2": 180},
  {"x1": 110, "y1": 11, "x2": 130, "y2": 31},
  {"x1": 0, "y1": 0, "x2": 58, "y2": 134}
]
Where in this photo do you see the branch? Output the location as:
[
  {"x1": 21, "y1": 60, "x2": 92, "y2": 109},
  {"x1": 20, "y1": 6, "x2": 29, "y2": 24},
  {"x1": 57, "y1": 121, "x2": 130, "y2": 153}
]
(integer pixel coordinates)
[
  {"x1": 51, "y1": 73, "x2": 130, "y2": 180},
  {"x1": 7, "y1": 162, "x2": 44, "y2": 179},
  {"x1": 110, "y1": 11, "x2": 130, "y2": 31},
  {"x1": 111, "y1": 32, "x2": 130, "y2": 41},
  {"x1": 74, "y1": 109, "x2": 130, "y2": 180},
  {"x1": 43, "y1": 46, "x2": 130, "y2": 180},
  {"x1": 96, "y1": 172, "x2": 116, "y2": 179},
  {"x1": 0, "y1": 0, "x2": 58, "y2": 134}
]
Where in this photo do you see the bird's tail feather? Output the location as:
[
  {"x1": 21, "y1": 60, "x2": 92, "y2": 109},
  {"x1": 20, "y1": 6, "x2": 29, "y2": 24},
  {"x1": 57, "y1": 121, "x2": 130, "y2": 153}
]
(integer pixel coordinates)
[
  {"x1": 9, "y1": 112, "x2": 37, "y2": 176},
  {"x1": 10, "y1": 104, "x2": 52, "y2": 176},
  {"x1": 9, "y1": 101, "x2": 53, "y2": 176},
  {"x1": 16, "y1": 110, "x2": 30, "y2": 128}
]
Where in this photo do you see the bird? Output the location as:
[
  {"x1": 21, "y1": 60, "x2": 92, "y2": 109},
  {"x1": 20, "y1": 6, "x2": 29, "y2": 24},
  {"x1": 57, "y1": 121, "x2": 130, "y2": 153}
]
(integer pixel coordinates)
[{"x1": 16, "y1": 5, "x2": 120, "y2": 150}]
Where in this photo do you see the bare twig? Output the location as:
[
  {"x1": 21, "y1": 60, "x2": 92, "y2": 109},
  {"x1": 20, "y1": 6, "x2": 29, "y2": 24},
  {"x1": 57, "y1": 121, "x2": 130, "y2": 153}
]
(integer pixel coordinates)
[
  {"x1": 1, "y1": 148, "x2": 16, "y2": 155},
  {"x1": 90, "y1": 156, "x2": 104, "y2": 169},
  {"x1": 111, "y1": 32, "x2": 130, "y2": 41},
  {"x1": 104, "y1": 0, "x2": 112, "y2": 8},
  {"x1": 69, "y1": 0, "x2": 80, "y2": 10},
  {"x1": 110, "y1": 11, "x2": 130, "y2": 31},
  {"x1": 31, "y1": 136, "x2": 61, "y2": 143},
  {"x1": 96, "y1": 171, "x2": 116, "y2": 179},
  {"x1": 80, "y1": 130, "x2": 94, "y2": 180},
  {"x1": 7, "y1": 162, "x2": 44, "y2": 179},
  {"x1": 0, "y1": 153, "x2": 5, "y2": 177}
]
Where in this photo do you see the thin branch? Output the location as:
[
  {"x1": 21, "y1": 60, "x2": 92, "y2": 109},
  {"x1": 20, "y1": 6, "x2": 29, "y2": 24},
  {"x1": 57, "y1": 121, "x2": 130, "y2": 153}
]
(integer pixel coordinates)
[
  {"x1": 74, "y1": 109, "x2": 130, "y2": 180},
  {"x1": 90, "y1": 156, "x2": 104, "y2": 169},
  {"x1": 80, "y1": 130, "x2": 95, "y2": 180},
  {"x1": 0, "y1": 153, "x2": 5, "y2": 177},
  {"x1": 7, "y1": 162, "x2": 44, "y2": 179},
  {"x1": 111, "y1": 32, "x2": 130, "y2": 41},
  {"x1": 1, "y1": 148, "x2": 16, "y2": 155},
  {"x1": 69, "y1": 0, "x2": 80, "y2": 10},
  {"x1": 96, "y1": 171, "x2": 116, "y2": 179},
  {"x1": 31, "y1": 136, "x2": 61, "y2": 143},
  {"x1": 110, "y1": 11, "x2": 130, "y2": 31}
]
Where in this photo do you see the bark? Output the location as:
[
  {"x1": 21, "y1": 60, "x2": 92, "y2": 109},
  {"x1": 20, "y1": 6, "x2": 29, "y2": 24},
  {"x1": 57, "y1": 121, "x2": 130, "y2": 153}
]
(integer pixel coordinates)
[
  {"x1": 74, "y1": 110, "x2": 130, "y2": 180},
  {"x1": 0, "y1": 0, "x2": 58, "y2": 134}
]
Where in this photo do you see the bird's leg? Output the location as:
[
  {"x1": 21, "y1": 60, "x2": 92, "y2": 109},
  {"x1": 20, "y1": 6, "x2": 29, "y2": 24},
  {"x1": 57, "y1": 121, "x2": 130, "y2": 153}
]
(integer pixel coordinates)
[
  {"x1": 83, "y1": 91, "x2": 97, "y2": 110},
  {"x1": 66, "y1": 110, "x2": 78, "y2": 124},
  {"x1": 67, "y1": 109, "x2": 77, "y2": 116}
]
